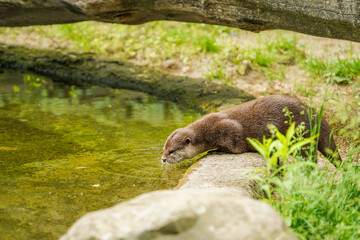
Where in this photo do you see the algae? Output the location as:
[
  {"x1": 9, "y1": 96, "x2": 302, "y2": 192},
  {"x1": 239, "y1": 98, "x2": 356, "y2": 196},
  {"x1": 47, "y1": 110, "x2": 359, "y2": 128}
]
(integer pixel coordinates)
[
  {"x1": 0, "y1": 42, "x2": 254, "y2": 239},
  {"x1": 0, "y1": 72, "x2": 200, "y2": 239}
]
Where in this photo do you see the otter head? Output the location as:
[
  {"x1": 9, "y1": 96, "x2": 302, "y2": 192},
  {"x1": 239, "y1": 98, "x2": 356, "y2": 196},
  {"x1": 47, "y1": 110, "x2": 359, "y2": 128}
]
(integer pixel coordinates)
[{"x1": 162, "y1": 128, "x2": 198, "y2": 164}]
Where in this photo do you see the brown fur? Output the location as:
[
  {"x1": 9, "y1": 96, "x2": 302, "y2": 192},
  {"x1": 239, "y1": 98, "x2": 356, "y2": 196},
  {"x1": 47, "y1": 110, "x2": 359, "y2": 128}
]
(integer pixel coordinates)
[{"x1": 162, "y1": 95, "x2": 341, "y2": 164}]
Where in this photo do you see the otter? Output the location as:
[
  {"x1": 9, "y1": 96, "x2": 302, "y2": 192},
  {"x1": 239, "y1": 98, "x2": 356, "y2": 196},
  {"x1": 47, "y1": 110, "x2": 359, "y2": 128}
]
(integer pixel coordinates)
[{"x1": 162, "y1": 95, "x2": 341, "y2": 164}]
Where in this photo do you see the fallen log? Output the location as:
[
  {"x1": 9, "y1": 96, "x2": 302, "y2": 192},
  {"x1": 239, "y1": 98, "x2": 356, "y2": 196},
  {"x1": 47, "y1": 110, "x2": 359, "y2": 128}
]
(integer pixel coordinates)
[{"x1": 0, "y1": 0, "x2": 359, "y2": 42}]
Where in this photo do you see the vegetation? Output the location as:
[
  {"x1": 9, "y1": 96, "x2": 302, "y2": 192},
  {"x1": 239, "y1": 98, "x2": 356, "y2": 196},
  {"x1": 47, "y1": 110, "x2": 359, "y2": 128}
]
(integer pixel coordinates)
[
  {"x1": 0, "y1": 21, "x2": 359, "y2": 239},
  {"x1": 276, "y1": 158, "x2": 360, "y2": 240},
  {"x1": 271, "y1": 147, "x2": 359, "y2": 240},
  {"x1": 247, "y1": 122, "x2": 318, "y2": 200},
  {"x1": 248, "y1": 110, "x2": 360, "y2": 240},
  {"x1": 0, "y1": 21, "x2": 358, "y2": 143},
  {"x1": 305, "y1": 57, "x2": 360, "y2": 84}
]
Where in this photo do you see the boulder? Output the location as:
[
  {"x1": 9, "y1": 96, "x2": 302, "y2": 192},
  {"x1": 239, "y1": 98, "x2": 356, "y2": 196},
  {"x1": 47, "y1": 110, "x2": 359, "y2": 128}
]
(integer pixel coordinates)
[{"x1": 61, "y1": 188, "x2": 297, "y2": 240}]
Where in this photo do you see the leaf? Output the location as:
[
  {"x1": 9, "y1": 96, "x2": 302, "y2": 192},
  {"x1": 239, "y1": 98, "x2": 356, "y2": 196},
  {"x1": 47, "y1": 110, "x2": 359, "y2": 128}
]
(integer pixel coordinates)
[
  {"x1": 272, "y1": 164, "x2": 287, "y2": 176},
  {"x1": 250, "y1": 175, "x2": 266, "y2": 184},
  {"x1": 13, "y1": 85, "x2": 20, "y2": 92},
  {"x1": 261, "y1": 184, "x2": 271, "y2": 198},
  {"x1": 289, "y1": 134, "x2": 319, "y2": 155},
  {"x1": 274, "y1": 187, "x2": 289, "y2": 198},
  {"x1": 247, "y1": 138, "x2": 268, "y2": 159},
  {"x1": 270, "y1": 139, "x2": 283, "y2": 151},
  {"x1": 283, "y1": 216, "x2": 292, "y2": 227},
  {"x1": 269, "y1": 151, "x2": 281, "y2": 167},
  {"x1": 276, "y1": 131, "x2": 287, "y2": 144},
  {"x1": 286, "y1": 122, "x2": 296, "y2": 142},
  {"x1": 270, "y1": 176, "x2": 283, "y2": 186}
]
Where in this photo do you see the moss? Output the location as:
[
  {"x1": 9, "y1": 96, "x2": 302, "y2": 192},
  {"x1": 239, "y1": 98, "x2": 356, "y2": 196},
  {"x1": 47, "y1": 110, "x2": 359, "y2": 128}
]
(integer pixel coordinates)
[{"x1": 0, "y1": 72, "x2": 202, "y2": 239}]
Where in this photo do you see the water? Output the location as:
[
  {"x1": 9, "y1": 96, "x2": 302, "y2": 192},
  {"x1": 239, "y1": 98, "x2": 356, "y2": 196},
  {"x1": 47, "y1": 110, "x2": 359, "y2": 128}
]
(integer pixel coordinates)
[{"x1": 0, "y1": 72, "x2": 202, "y2": 239}]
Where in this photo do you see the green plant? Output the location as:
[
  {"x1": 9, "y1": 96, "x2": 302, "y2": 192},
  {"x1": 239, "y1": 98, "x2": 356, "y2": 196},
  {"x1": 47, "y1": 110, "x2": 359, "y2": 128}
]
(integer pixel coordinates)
[
  {"x1": 206, "y1": 69, "x2": 227, "y2": 81},
  {"x1": 240, "y1": 35, "x2": 304, "y2": 80},
  {"x1": 246, "y1": 48, "x2": 274, "y2": 67},
  {"x1": 205, "y1": 59, "x2": 232, "y2": 85},
  {"x1": 57, "y1": 23, "x2": 97, "y2": 52},
  {"x1": 332, "y1": 94, "x2": 360, "y2": 142},
  {"x1": 273, "y1": 147, "x2": 360, "y2": 240},
  {"x1": 194, "y1": 35, "x2": 220, "y2": 53},
  {"x1": 247, "y1": 108, "x2": 360, "y2": 239},
  {"x1": 305, "y1": 57, "x2": 360, "y2": 84},
  {"x1": 306, "y1": 104, "x2": 324, "y2": 163},
  {"x1": 265, "y1": 34, "x2": 303, "y2": 64},
  {"x1": 247, "y1": 122, "x2": 318, "y2": 200}
]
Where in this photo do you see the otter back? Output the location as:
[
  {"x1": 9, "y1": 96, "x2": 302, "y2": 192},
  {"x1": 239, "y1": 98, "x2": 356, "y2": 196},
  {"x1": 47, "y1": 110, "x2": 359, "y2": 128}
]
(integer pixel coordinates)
[{"x1": 162, "y1": 95, "x2": 341, "y2": 164}]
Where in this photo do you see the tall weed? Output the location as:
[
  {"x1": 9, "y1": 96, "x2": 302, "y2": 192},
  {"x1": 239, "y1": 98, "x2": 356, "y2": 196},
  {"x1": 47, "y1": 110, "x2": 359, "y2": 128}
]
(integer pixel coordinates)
[{"x1": 247, "y1": 109, "x2": 359, "y2": 239}]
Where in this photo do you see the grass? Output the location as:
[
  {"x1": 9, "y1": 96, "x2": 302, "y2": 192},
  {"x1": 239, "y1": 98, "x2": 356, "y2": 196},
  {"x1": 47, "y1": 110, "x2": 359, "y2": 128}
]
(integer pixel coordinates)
[
  {"x1": 274, "y1": 154, "x2": 360, "y2": 240},
  {"x1": 305, "y1": 57, "x2": 360, "y2": 84},
  {"x1": 0, "y1": 23, "x2": 358, "y2": 138},
  {"x1": 53, "y1": 22, "x2": 224, "y2": 64},
  {"x1": 1, "y1": 22, "x2": 357, "y2": 86},
  {"x1": 0, "y1": 21, "x2": 358, "y2": 145},
  {"x1": 0, "y1": 21, "x2": 360, "y2": 239},
  {"x1": 248, "y1": 111, "x2": 360, "y2": 240}
]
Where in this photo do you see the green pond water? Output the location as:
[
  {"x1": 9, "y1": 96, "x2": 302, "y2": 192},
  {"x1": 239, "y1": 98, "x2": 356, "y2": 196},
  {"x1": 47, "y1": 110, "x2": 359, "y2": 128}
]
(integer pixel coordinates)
[{"x1": 0, "y1": 72, "x2": 202, "y2": 239}]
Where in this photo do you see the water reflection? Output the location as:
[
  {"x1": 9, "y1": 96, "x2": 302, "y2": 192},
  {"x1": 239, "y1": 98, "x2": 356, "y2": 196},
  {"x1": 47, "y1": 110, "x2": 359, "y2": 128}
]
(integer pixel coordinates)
[{"x1": 0, "y1": 72, "x2": 201, "y2": 240}]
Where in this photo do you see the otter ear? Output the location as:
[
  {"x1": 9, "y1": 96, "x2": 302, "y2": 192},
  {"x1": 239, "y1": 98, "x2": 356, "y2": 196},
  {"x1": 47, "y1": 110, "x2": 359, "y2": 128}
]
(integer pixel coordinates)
[{"x1": 184, "y1": 138, "x2": 191, "y2": 145}]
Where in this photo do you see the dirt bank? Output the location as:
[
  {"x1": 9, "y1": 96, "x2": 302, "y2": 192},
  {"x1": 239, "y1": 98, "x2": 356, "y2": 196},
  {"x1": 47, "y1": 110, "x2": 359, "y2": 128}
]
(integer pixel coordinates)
[{"x1": 0, "y1": 44, "x2": 254, "y2": 113}]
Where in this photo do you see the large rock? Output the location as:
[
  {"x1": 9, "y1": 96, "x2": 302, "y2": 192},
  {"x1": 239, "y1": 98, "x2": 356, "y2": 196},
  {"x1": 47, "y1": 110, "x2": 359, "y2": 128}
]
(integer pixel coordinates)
[
  {"x1": 61, "y1": 189, "x2": 297, "y2": 240},
  {"x1": 0, "y1": 0, "x2": 359, "y2": 42},
  {"x1": 177, "y1": 152, "x2": 267, "y2": 198}
]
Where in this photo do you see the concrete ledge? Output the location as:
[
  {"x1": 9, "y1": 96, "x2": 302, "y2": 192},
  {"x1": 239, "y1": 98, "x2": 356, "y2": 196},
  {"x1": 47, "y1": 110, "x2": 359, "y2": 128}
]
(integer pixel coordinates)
[{"x1": 176, "y1": 152, "x2": 267, "y2": 199}]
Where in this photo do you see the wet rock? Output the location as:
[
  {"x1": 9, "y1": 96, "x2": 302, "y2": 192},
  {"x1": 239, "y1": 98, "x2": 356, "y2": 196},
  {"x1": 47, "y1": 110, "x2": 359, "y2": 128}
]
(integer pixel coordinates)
[
  {"x1": 61, "y1": 189, "x2": 297, "y2": 240},
  {"x1": 177, "y1": 152, "x2": 267, "y2": 198}
]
